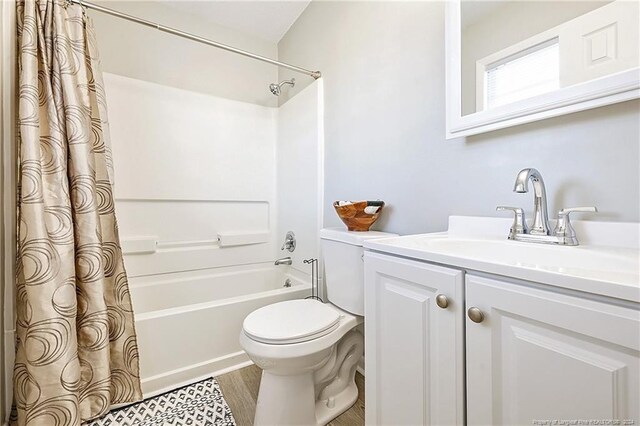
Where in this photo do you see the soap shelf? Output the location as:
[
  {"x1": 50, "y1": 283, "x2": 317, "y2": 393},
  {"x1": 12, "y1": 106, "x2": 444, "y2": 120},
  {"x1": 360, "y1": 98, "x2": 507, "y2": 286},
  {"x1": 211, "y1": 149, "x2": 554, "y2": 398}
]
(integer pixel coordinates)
[{"x1": 121, "y1": 231, "x2": 270, "y2": 254}]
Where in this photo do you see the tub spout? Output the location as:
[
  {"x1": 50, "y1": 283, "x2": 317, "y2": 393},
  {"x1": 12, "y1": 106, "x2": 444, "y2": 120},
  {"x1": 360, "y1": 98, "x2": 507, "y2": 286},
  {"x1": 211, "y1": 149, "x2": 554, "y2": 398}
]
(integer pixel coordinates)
[{"x1": 275, "y1": 257, "x2": 292, "y2": 266}]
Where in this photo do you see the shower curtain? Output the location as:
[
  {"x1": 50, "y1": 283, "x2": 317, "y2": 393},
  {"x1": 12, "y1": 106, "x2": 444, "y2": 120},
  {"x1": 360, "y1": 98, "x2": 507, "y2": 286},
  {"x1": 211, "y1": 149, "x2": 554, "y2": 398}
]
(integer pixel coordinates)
[{"x1": 13, "y1": 0, "x2": 142, "y2": 424}]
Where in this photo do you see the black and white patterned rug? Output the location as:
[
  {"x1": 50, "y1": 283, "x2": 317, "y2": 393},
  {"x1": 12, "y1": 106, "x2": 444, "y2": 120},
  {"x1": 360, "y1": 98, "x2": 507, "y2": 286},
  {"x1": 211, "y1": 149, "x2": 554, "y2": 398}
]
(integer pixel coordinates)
[{"x1": 86, "y1": 378, "x2": 236, "y2": 426}]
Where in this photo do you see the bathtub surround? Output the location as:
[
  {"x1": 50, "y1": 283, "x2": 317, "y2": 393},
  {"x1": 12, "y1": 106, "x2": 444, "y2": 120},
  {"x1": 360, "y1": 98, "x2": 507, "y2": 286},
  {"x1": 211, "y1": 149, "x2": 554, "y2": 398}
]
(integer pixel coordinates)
[
  {"x1": 14, "y1": 1, "x2": 141, "y2": 424},
  {"x1": 277, "y1": 1, "x2": 640, "y2": 234},
  {"x1": 103, "y1": 73, "x2": 278, "y2": 393},
  {"x1": 102, "y1": 73, "x2": 322, "y2": 397},
  {"x1": 277, "y1": 80, "x2": 325, "y2": 277},
  {"x1": 103, "y1": 73, "x2": 278, "y2": 270}
]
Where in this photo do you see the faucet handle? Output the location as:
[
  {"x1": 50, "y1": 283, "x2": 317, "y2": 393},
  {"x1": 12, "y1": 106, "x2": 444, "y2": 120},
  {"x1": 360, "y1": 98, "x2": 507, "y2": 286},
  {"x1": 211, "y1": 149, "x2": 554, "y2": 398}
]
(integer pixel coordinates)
[
  {"x1": 553, "y1": 206, "x2": 598, "y2": 246},
  {"x1": 281, "y1": 231, "x2": 296, "y2": 252},
  {"x1": 496, "y1": 206, "x2": 529, "y2": 239},
  {"x1": 558, "y1": 206, "x2": 598, "y2": 216}
]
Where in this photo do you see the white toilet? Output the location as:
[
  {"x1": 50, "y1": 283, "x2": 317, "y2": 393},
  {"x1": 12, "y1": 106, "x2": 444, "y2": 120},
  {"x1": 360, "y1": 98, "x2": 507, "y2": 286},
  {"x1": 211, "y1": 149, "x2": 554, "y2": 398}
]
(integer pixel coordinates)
[{"x1": 239, "y1": 228, "x2": 396, "y2": 425}]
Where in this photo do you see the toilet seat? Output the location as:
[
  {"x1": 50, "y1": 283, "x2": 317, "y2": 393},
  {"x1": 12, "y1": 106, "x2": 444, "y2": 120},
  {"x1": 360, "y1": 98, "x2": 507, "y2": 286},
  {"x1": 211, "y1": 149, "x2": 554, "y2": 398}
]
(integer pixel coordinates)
[{"x1": 243, "y1": 299, "x2": 341, "y2": 345}]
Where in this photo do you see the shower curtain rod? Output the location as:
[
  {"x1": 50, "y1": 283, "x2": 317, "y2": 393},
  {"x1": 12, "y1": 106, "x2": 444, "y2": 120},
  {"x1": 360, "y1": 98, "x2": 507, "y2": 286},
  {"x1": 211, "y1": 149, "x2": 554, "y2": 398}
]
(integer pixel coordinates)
[{"x1": 66, "y1": 0, "x2": 322, "y2": 79}]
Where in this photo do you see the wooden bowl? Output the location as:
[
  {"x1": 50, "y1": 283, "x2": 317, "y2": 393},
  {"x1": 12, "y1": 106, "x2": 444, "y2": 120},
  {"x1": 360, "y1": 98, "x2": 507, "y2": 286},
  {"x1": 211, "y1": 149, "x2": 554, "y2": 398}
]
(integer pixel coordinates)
[{"x1": 333, "y1": 201, "x2": 385, "y2": 232}]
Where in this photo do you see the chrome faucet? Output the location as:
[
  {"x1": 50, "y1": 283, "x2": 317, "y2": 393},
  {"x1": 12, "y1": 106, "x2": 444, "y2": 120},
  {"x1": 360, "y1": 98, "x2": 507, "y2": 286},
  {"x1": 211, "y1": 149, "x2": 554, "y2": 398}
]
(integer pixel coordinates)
[
  {"x1": 281, "y1": 231, "x2": 296, "y2": 252},
  {"x1": 274, "y1": 257, "x2": 292, "y2": 266},
  {"x1": 513, "y1": 168, "x2": 550, "y2": 235},
  {"x1": 498, "y1": 168, "x2": 597, "y2": 246}
]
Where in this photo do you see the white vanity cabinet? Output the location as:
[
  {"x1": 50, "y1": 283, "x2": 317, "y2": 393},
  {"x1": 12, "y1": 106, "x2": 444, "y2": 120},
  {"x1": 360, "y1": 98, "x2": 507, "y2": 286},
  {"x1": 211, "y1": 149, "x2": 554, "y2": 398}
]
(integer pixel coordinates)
[
  {"x1": 466, "y1": 274, "x2": 640, "y2": 425},
  {"x1": 364, "y1": 251, "x2": 465, "y2": 426},
  {"x1": 365, "y1": 251, "x2": 640, "y2": 425}
]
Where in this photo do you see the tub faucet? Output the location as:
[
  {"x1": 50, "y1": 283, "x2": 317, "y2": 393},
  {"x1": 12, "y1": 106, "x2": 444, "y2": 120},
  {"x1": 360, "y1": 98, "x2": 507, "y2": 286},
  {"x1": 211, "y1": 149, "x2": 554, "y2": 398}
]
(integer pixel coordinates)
[
  {"x1": 275, "y1": 257, "x2": 292, "y2": 266},
  {"x1": 513, "y1": 168, "x2": 550, "y2": 235}
]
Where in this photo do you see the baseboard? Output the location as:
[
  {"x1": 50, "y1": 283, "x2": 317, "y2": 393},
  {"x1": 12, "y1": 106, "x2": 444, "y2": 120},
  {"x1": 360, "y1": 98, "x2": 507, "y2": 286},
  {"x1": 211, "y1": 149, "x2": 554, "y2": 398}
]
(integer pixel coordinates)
[{"x1": 140, "y1": 350, "x2": 252, "y2": 400}]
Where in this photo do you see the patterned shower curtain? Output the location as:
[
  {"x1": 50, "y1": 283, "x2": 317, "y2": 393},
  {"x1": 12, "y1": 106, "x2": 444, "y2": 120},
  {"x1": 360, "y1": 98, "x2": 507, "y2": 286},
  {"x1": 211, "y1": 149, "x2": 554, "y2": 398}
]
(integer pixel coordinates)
[{"x1": 13, "y1": 0, "x2": 143, "y2": 424}]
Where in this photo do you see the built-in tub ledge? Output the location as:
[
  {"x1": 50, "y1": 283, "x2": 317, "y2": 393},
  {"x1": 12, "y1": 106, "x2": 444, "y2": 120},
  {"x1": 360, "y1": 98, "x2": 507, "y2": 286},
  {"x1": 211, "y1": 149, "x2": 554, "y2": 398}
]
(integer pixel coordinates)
[{"x1": 121, "y1": 231, "x2": 270, "y2": 254}]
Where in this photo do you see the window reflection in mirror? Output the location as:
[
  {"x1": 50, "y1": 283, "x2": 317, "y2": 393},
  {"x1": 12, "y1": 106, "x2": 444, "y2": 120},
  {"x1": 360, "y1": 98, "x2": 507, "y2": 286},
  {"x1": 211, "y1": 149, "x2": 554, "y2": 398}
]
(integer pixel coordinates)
[{"x1": 461, "y1": 0, "x2": 639, "y2": 116}]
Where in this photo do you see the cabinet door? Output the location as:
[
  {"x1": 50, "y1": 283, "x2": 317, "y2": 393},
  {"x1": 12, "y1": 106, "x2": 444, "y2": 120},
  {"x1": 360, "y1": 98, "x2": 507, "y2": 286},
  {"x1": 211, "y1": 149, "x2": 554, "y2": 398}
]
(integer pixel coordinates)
[
  {"x1": 364, "y1": 252, "x2": 465, "y2": 425},
  {"x1": 466, "y1": 274, "x2": 640, "y2": 425}
]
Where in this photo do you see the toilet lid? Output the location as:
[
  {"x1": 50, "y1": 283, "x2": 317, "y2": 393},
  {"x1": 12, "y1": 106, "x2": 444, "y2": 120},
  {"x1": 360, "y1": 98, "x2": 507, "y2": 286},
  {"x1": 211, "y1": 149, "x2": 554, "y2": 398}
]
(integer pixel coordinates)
[{"x1": 243, "y1": 299, "x2": 341, "y2": 345}]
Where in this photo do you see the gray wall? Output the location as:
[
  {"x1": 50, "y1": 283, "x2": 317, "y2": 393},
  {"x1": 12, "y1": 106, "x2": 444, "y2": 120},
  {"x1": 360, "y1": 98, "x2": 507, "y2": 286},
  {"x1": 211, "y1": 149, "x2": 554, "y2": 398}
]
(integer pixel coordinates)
[
  {"x1": 91, "y1": 1, "x2": 278, "y2": 107},
  {"x1": 278, "y1": 1, "x2": 640, "y2": 236}
]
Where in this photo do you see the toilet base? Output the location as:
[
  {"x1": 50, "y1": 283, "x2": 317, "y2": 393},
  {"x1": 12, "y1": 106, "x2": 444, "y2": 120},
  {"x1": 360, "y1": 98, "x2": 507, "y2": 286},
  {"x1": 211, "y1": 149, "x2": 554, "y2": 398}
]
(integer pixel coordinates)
[
  {"x1": 255, "y1": 371, "x2": 318, "y2": 425},
  {"x1": 253, "y1": 329, "x2": 364, "y2": 426},
  {"x1": 314, "y1": 376, "x2": 359, "y2": 426}
]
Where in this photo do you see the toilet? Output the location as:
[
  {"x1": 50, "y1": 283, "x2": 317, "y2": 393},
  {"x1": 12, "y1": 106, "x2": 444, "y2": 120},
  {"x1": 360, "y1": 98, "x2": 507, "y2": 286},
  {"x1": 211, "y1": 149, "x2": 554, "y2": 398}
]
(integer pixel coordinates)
[{"x1": 239, "y1": 228, "x2": 397, "y2": 425}]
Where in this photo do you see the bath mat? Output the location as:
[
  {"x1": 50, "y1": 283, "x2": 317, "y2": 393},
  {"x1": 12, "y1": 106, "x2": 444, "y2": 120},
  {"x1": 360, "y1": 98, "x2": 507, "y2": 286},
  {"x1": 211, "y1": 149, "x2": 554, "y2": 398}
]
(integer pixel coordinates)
[{"x1": 86, "y1": 377, "x2": 236, "y2": 426}]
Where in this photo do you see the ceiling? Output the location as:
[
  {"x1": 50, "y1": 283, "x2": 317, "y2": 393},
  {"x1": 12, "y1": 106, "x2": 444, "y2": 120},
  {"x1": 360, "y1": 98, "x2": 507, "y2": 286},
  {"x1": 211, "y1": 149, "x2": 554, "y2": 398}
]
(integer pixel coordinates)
[
  {"x1": 461, "y1": 1, "x2": 505, "y2": 29},
  {"x1": 161, "y1": 1, "x2": 311, "y2": 43}
]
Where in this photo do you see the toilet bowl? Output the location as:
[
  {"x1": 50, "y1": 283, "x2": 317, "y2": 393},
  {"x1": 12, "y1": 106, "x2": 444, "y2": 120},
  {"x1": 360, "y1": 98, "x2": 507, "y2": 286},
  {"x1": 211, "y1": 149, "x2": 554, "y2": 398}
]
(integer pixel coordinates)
[
  {"x1": 240, "y1": 299, "x2": 363, "y2": 425},
  {"x1": 240, "y1": 228, "x2": 397, "y2": 425}
]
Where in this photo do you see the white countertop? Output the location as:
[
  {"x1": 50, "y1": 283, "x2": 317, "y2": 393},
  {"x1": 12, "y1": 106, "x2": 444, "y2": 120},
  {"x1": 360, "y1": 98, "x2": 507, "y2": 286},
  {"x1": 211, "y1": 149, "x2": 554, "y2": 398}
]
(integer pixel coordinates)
[{"x1": 364, "y1": 216, "x2": 640, "y2": 303}]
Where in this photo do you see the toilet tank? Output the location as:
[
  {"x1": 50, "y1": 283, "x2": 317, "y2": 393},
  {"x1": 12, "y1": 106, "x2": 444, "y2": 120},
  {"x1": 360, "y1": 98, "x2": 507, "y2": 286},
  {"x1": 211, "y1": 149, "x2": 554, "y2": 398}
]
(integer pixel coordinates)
[{"x1": 320, "y1": 228, "x2": 398, "y2": 316}]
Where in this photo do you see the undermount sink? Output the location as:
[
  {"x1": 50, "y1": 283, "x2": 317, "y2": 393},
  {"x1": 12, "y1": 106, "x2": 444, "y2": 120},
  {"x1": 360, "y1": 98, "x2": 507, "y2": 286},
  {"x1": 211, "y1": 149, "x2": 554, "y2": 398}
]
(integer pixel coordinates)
[{"x1": 363, "y1": 216, "x2": 640, "y2": 303}]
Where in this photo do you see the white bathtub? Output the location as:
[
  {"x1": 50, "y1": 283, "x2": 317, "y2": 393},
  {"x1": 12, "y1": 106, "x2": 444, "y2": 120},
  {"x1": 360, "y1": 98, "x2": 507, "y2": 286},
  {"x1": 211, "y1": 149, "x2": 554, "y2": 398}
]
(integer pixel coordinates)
[{"x1": 130, "y1": 264, "x2": 310, "y2": 397}]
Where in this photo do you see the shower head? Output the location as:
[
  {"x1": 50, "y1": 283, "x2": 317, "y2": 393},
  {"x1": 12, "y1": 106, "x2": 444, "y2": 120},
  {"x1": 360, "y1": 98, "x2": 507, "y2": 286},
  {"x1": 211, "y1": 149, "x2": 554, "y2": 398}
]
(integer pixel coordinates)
[
  {"x1": 269, "y1": 78, "x2": 295, "y2": 96},
  {"x1": 269, "y1": 83, "x2": 281, "y2": 96}
]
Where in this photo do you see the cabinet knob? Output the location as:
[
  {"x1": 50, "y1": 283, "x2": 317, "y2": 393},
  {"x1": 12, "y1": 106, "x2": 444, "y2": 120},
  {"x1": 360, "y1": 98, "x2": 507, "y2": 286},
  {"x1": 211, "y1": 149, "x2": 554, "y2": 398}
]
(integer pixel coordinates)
[
  {"x1": 467, "y1": 307, "x2": 484, "y2": 323},
  {"x1": 435, "y1": 294, "x2": 449, "y2": 309}
]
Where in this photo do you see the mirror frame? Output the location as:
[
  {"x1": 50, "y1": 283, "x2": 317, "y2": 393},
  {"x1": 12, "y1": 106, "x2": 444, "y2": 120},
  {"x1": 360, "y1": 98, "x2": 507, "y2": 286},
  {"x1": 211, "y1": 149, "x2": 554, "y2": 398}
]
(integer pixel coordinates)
[{"x1": 445, "y1": 0, "x2": 640, "y2": 139}]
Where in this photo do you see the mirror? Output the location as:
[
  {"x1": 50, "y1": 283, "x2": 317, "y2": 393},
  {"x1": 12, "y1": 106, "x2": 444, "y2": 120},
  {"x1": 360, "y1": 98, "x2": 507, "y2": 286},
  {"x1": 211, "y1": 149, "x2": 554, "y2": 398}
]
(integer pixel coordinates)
[{"x1": 446, "y1": 0, "x2": 639, "y2": 138}]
